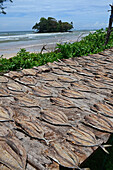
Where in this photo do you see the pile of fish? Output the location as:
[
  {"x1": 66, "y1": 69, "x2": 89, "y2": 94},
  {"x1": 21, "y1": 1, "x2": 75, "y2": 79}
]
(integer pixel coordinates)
[{"x1": 0, "y1": 48, "x2": 113, "y2": 169}]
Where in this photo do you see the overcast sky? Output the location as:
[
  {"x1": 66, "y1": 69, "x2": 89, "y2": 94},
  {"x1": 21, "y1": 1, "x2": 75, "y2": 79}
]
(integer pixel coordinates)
[{"x1": 0, "y1": 0, "x2": 112, "y2": 31}]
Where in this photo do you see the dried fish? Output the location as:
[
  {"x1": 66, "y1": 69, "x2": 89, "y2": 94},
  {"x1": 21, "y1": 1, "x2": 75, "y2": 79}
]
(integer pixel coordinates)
[
  {"x1": 4, "y1": 71, "x2": 23, "y2": 79},
  {"x1": 87, "y1": 62, "x2": 98, "y2": 67},
  {"x1": 77, "y1": 70, "x2": 94, "y2": 77},
  {"x1": 16, "y1": 76, "x2": 37, "y2": 86},
  {"x1": 60, "y1": 67, "x2": 76, "y2": 73},
  {"x1": 46, "y1": 142, "x2": 79, "y2": 169},
  {"x1": 14, "y1": 115, "x2": 46, "y2": 141},
  {"x1": 61, "y1": 89, "x2": 85, "y2": 99},
  {"x1": 40, "y1": 109, "x2": 69, "y2": 126},
  {"x1": 0, "y1": 106, "x2": 13, "y2": 122},
  {"x1": 0, "y1": 136, "x2": 26, "y2": 170},
  {"x1": 62, "y1": 58, "x2": 79, "y2": 67},
  {"x1": 37, "y1": 73, "x2": 56, "y2": 81},
  {"x1": 47, "y1": 62, "x2": 59, "y2": 69},
  {"x1": 86, "y1": 80, "x2": 107, "y2": 89},
  {"x1": 52, "y1": 68, "x2": 69, "y2": 75},
  {"x1": 71, "y1": 83, "x2": 91, "y2": 92},
  {"x1": 7, "y1": 82, "x2": 23, "y2": 92},
  {"x1": 67, "y1": 125, "x2": 101, "y2": 147},
  {"x1": 91, "y1": 103, "x2": 113, "y2": 118},
  {"x1": 22, "y1": 69, "x2": 37, "y2": 76},
  {"x1": 0, "y1": 76, "x2": 9, "y2": 83},
  {"x1": 83, "y1": 114, "x2": 113, "y2": 133},
  {"x1": 31, "y1": 86, "x2": 52, "y2": 97},
  {"x1": 13, "y1": 95, "x2": 40, "y2": 108},
  {"x1": 34, "y1": 65, "x2": 50, "y2": 72},
  {"x1": 58, "y1": 76, "x2": 76, "y2": 83},
  {"x1": 50, "y1": 97, "x2": 75, "y2": 108}
]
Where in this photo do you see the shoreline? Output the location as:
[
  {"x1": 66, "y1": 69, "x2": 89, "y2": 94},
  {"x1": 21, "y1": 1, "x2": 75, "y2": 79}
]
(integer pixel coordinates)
[
  {"x1": 1, "y1": 39, "x2": 78, "y2": 59},
  {"x1": 0, "y1": 30, "x2": 91, "y2": 59}
]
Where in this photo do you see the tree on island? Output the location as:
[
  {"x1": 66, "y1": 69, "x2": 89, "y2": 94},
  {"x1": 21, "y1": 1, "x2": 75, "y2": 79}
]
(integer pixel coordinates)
[
  {"x1": 0, "y1": 0, "x2": 12, "y2": 14},
  {"x1": 32, "y1": 17, "x2": 73, "y2": 33}
]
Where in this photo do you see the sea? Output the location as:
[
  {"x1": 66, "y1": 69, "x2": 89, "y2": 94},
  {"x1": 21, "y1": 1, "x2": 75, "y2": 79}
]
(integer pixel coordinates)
[{"x1": 0, "y1": 30, "x2": 93, "y2": 58}]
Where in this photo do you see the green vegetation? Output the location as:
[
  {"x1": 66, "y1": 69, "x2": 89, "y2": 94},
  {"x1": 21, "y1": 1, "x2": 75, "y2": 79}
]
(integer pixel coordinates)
[
  {"x1": 0, "y1": 29, "x2": 113, "y2": 73},
  {"x1": 32, "y1": 17, "x2": 73, "y2": 33}
]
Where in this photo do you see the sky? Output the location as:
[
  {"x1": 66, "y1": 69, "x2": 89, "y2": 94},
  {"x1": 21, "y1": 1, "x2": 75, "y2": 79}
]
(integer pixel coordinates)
[{"x1": 0, "y1": 0, "x2": 112, "y2": 31}]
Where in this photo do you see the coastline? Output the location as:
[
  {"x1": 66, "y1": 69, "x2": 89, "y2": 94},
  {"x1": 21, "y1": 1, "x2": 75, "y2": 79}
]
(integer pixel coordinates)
[
  {"x1": 1, "y1": 39, "x2": 78, "y2": 59},
  {"x1": 0, "y1": 30, "x2": 91, "y2": 59}
]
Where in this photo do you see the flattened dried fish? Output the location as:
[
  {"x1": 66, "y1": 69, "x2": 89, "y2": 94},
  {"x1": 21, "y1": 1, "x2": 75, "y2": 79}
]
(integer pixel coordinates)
[
  {"x1": 52, "y1": 69, "x2": 69, "y2": 75},
  {"x1": 0, "y1": 106, "x2": 13, "y2": 122},
  {"x1": 13, "y1": 95, "x2": 40, "y2": 108},
  {"x1": 37, "y1": 73, "x2": 56, "y2": 81},
  {"x1": 60, "y1": 67, "x2": 76, "y2": 73},
  {"x1": 86, "y1": 80, "x2": 107, "y2": 89},
  {"x1": 4, "y1": 71, "x2": 23, "y2": 79},
  {"x1": 47, "y1": 62, "x2": 59, "y2": 69},
  {"x1": 61, "y1": 89, "x2": 85, "y2": 99},
  {"x1": 14, "y1": 115, "x2": 45, "y2": 141},
  {"x1": 58, "y1": 76, "x2": 76, "y2": 83},
  {"x1": 50, "y1": 97, "x2": 75, "y2": 108},
  {"x1": 16, "y1": 76, "x2": 37, "y2": 86},
  {"x1": 62, "y1": 58, "x2": 79, "y2": 67},
  {"x1": 0, "y1": 136, "x2": 26, "y2": 170},
  {"x1": 7, "y1": 82, "x2": 23, "y2": 92},
  {"x1": 71, "y1": 83, "x2": 91, "y2": 92},
  {"x1": 22, "y1": 69, "x2": 37, "y2": 76},
  {"x1": 87, "y1": 62, "x2": 98, "y2": 67},
  {"x1": 31, "y1": 86, "x2": 52, "y2": 97},
  {"x1": 77, "y1": 70, "x2": 94, "y2": 77},
  {"x1": 83, "y1": 114, "x2": 113, "y2": 133},
  {"x1": 67, "y1": 125, "x2": 101, "y2": 147},
  {"x1": 40, "y1": 109, "x2": 69, "y2": 126},
  {"x1": 91, "y1": 103, "x2": 113, "y2": 118},
  {"x1": 0, "y1": 76, "x2": 9, "y2": 83},
  {"x1": 34, "y1": 65, "x2": 50, "y2": 72},
  {"x1": 47, "y1": 142, "x2": 79, "y2": 169}
]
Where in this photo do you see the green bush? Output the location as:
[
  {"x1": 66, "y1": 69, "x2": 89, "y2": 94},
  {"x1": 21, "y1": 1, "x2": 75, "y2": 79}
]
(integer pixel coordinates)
[{"x1": 0, "y1": 29, "x2": 113, "y2": 73}]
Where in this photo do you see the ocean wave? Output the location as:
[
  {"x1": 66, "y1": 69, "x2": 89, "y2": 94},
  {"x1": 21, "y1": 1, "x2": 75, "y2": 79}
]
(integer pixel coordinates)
[{"x1": 0, "y1": 32, "x2": 71, "y2": 42}]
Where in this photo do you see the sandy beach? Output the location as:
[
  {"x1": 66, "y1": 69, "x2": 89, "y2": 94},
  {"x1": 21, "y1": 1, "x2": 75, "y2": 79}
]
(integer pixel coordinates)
[
  {"x1": 0, "y1": 39, "x2": 78, "y2": 59},
  {"x1": 1, "y1": 43, "x2": 57, "y2": 59},
  {"x1": 0, "y1": 30, "x2": 91, "y2": 59}
]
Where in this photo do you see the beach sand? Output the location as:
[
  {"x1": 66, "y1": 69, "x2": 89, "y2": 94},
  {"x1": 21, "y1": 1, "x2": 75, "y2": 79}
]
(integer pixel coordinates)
[
  {"x1": 0, "y1": 43, "x2": 57, "y2": 59},
  {"x1": 1, "y1": 39, "x2": 77, "y2": 59}
]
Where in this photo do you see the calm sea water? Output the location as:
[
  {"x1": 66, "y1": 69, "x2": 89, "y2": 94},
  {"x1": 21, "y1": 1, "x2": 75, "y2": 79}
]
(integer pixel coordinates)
[{"x1": 0, "y1": 30, "x2": 93, "y2": 57}]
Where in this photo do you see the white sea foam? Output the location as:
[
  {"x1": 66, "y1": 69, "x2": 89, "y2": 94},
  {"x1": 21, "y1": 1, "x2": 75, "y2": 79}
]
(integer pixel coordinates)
[{"x1": 0, "y1": 32, "x2": 71, "y2": 42}]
